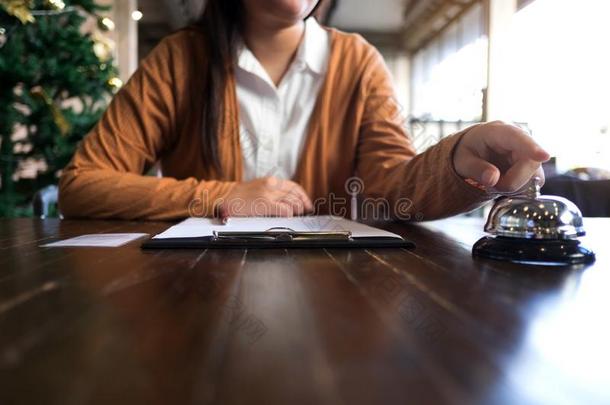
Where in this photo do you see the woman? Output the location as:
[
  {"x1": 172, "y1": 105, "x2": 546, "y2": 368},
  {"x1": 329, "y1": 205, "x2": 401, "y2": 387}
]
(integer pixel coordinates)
[{"x1": 58, "y1": 0, "x2": 549, "y2": 220}]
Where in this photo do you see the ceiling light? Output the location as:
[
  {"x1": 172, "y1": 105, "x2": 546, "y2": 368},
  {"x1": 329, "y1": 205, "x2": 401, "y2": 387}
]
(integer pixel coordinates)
[{"x1": 131, "y1": 10, "x2": 143, "y2": 21}]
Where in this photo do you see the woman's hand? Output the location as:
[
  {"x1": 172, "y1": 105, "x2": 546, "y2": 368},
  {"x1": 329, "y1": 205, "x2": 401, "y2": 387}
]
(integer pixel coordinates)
[
  {"x1": 219, "y1": 177, "x2": 314, "y2": 217},
  {"x1": 453, "y1": 121, "x2": 551, "y2": 193}
]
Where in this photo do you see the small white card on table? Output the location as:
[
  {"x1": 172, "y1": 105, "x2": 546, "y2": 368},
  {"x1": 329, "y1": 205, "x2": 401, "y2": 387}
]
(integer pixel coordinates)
[{"x1": 41, "y1": 233, "x2": 148, "y2": 248}]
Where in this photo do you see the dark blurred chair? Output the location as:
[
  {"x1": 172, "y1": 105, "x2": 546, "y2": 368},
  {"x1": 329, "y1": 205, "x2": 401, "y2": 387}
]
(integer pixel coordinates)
[
  {"x1": 542, "y1": 175, "x2": 610, "y2": 217},
  {"x1": 564, "y1": 167, "x2": 610, "y2": 181}
]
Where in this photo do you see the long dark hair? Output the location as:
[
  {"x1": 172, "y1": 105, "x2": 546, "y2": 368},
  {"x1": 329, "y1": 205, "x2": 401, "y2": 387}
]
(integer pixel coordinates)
[
  {"x1": 196, "y1": 0, "x2": 244, "y2": 175},
  {"x1": 196, "y1": 0, "x2": 323, "y2": 176}
]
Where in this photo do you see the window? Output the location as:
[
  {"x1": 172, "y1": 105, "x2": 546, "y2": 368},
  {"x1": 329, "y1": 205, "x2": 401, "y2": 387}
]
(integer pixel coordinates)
[
  {"x1": 410, "y1": 3, "x2": 487, "y2": 122},
  {"x1": 502, "y1": 0, "x2": 610, "y2": 172},
  {"x1": 410, "y1": 0, "x2": 610, "y2": 171}
]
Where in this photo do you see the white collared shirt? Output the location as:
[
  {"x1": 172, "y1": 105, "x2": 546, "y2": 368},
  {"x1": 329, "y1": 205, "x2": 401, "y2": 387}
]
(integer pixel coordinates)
[{"x1": 235, "y1": 18, "x2": 330, "y2": 181}]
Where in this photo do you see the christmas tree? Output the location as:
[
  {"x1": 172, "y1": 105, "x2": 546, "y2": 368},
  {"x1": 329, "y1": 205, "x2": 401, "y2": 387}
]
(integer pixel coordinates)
[{"x1": 0, "y1": 0, "x2": 121, "y2": 217}]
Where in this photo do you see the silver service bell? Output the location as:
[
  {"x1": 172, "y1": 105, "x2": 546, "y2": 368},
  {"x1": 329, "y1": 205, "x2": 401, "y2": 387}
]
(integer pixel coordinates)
[{"x1": 472, "y1": 177, "x2": 595, "y2": 266}]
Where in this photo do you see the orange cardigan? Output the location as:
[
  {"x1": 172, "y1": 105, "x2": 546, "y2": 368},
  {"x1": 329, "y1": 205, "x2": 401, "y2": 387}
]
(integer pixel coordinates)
[{"x1": 58, "y1": 27, "x2": 490, "y2": 221}]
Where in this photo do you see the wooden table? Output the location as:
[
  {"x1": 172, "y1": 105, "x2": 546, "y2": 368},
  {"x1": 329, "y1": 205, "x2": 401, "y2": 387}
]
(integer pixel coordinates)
[{"x1": 1, "y1": 217, "x2": 609, "y2": 405}]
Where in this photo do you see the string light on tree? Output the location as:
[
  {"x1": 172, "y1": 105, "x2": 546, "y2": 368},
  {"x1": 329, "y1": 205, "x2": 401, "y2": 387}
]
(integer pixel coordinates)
[
  {"x1": 107, "y1": 77, "x2": 123, "y2": 90},
  {"x1": 131, "y1": 10, "x2": 142, "y2": 21},
  {"x1": 98, "y1": 16, "x2": 114, "y2": 31},
  {"x1": 45, "y1": 0, "x2": 65, "y2": 10},
  {"x1": 92, "y1": 31, "x2": 115, "y2": 61}
]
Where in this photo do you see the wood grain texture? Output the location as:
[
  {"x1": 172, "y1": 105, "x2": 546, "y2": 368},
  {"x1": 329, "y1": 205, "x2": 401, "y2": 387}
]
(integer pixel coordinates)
[{"x1": 0, "y1": 217, "x2": 609, "y2": 405}]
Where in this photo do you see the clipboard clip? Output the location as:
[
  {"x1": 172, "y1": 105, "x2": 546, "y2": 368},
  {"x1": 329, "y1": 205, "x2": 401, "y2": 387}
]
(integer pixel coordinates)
[{"x1": 212, "y1": 227, "x2": 352, "y2": 242}]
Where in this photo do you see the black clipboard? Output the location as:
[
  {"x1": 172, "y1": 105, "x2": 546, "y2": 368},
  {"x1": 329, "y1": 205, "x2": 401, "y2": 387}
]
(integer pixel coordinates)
[{"x1": 141, "y1": 227, "x2": 415, "y2": 249}]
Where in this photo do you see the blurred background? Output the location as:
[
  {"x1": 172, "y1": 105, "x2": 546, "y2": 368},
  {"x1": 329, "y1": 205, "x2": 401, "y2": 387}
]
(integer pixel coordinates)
[{"x1": 1, "y1": 0, "x2": 609, "y2": 217}]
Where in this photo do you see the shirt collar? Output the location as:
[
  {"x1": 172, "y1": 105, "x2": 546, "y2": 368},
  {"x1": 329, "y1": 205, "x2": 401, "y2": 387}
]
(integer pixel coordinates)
[
  {"x1": 237, "y1": 17, "x2": 329, "y2": 78},
  {"x1": 299, "y1": 17, "x2": 329, "y2": 75}
]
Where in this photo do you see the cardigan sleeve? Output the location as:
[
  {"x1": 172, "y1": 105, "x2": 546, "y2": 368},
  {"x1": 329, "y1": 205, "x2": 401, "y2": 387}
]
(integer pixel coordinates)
[
  {"x1": 355, "y1": 48, "x2": 493, "y2": 221},
  {"x1": 58, "y1": 34, "x2": 236, "y2": 221}
]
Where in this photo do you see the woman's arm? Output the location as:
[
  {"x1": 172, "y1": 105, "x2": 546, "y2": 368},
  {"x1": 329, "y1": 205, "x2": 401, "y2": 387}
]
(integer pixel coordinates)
[
  {"x1": 59, "y1": 34, "x2": 236, "y2": 220},
  {"x1": 355, "y1": 49, "x2": 548, "y2": 221},
  {"x1": 351, "y1": 51, "x2": 475, "y2": 220},
  {"x1": 355, "y1": 49, "x2": 490, "y2": 220}
]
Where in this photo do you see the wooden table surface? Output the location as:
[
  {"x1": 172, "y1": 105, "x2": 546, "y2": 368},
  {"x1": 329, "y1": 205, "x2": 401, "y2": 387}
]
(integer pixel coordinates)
[{"x1": 1, "y1": 217, "x2": 609, "y2": 405}]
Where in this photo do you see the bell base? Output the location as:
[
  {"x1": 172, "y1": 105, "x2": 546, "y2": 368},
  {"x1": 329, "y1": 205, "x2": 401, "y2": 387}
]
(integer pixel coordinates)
[{"x1": 473, "y1": 236, "x2": 596, "y2": 266}]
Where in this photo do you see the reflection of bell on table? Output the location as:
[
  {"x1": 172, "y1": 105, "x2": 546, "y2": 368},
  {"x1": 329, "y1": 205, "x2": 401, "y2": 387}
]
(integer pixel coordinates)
[{"x1": 473, "y1": 177, "x2": 596, "y2": 265}]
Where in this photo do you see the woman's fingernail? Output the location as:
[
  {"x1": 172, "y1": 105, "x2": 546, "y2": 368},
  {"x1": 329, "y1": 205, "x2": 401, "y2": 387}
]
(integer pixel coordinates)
[
  {"x1": 482, "y1": 169, "x2": 496, "y2": 186},
  {"x1": 539, "y1": 149, "x2": 551, "y2": 160}
]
